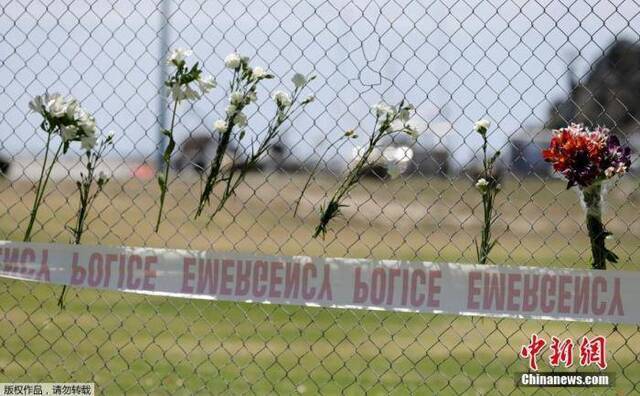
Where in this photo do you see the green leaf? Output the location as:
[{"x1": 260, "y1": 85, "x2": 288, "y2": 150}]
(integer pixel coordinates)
[{"x1": 162, "y1": 138, "x2": 175, "y2": 163}]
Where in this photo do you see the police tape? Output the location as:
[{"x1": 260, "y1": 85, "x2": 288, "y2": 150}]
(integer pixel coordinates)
[{"x1": 0, "y1": 240, "x2": 635, "y2": 324}]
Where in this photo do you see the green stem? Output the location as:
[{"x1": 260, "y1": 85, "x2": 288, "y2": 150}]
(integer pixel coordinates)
[
  {"x1": 155, "y1": 99, "x2": 179, "y2": 232},
  {"x1": 209, "y1": 96, "x2": 308, "y2": 223},
  {"x1": 313, "y1": 117, "x2": 384, "y2": 238},
  {"x1": 196, "y1": 118, "x2": 237, "y2": 218},
  {"x1": 58, "y1": 189, "x2": 88, "y2": 309},
  {"x1": 583, "y1": 184, "x2": 606, "y2": 270},
  {"x1": 196, "y1": 73, "x2": 247, "y2": 219},
  {"x1": 293, "y1": 138, "x2": 341, "y2": 217},
  {"x1": 478, "y1": 133, "x2": 494, "y2": 265},
  {"x1": 24, "y1": 137, "x2": 62, "y2": 242}
]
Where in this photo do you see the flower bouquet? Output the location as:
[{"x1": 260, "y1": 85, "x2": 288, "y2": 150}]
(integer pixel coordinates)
[
  {"x1": 543, "y1": 123, "x2": 631, "y2": 269},
  {"x1": 25, "y1": 93, "x2": 100, "y2": 241},
  {"x1": 195, "y1": 53, "x2": 272, "y2": 218},
  {"x1": 28, "y1": 93, "x2": 115, "y2": 306},
  {"x1": 195, "y1": 53, "x2": 315, "y2": 222},
  {"x1": 312, "y1": 101, "x2": 417, "y2": 238},
  {"x1": 156, "y1": 48, "x2": 215, "y2": 231},
  {"x1": 206, "y1": 73, "x2": 315, "y2": 221}
]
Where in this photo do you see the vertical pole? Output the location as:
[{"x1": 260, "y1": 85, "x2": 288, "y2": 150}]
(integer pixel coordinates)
[{"x1": 156, "y1": 0, "x2": 170, "y2": 170}]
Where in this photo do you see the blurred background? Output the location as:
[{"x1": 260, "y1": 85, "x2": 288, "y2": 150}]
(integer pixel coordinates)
[
  {"x1": 2, "y1": 1, "x2": 640, "y2": 393},
  {"x1": 1, "y1": 0, "x2": 639, "y2": 267}
]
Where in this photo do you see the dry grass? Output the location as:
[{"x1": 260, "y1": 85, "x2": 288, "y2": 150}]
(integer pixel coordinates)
[
  {"x1": 1, "y1": 172, "x2": 639, "y2": 394},
  {"x1": 2, "y1": 172, "x2": 639, "y2": 267}
]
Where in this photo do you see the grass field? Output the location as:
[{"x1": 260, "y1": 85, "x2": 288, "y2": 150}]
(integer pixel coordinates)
[{"x1": 1, "y1": 172, "x2": 639, "y2": 394}]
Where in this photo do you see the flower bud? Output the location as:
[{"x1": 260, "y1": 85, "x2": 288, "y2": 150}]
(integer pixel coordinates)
[
  {"x1": 473, "y1": 119, "x2": 491, "y2": 135},
  {"x1": 475, "y1": 178, "x2": 489, "y2": 192}
]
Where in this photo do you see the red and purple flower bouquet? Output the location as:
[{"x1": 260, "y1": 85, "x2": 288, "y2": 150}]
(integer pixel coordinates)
[{"x1": 543, "y1": 123, "x2": 631, "y2": 269}]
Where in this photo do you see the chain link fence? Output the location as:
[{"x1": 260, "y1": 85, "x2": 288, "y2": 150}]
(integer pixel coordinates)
[{"x1": 1, "y1": 0, "x2": 640, "y2": 394}]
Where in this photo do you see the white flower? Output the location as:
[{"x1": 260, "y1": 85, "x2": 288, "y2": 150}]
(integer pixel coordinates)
[
  {"x1": 292, "y1": 73, "x2": 306, "y2": 88},
  {"x1": 167, "y1": 48, "x2": 192, "y2": 65},
  {"x1": 224, "y1": 52, "x2": 242, "y2": 69},
  {"x1": 28, "y1": 95, "x2": 45, "y2": 115},
  {"x1": 77, "y1": 110, "x2": 96, "y2": 134},
  {"x1": 252, "y1": 66, "x2": 266, "y2": 79},
  {"x1": 213, "y1": 119, "x2": 228, "y2": 132},
  {"x1": 247, "y1": 91, "x2": 257, "y2": 103},
  {"x1": 65, "y1": 99, "x2": 78, "y2": 118},
  {"x1": 229, "y1": 91, "x2": 244, "y2": 105},
  {"x1": 61, "y1": 125, "x2": 78, "y2": 141},
  {"x1": 182, "y1": 84, "x2": 201, "y2": 100},
  {"x1": 272, "y1": 90, "x2": 291, "y2": 107},
  {"x1": 398, "y1": 108, "x2": 411, "y2": 122},
  {"x1": 98, "y1": 171, "x2": 107, "y2": 181},
  {"x1": 233, "y1": 112, "x2": 248, "y2": 127},
  {"x1": 475, "y1": 178, "x2": 489, "y2": 191},
  {"x1": 197, "y1": 75, "x2": 216, "y2": 94},
  {"x1": 81, "y1": 134, "x2": 97, "y2": 150},
  {"x1": 372, "y1": 102, "x2": 393, "y2": 118},
  {"x1": 226, "y1": 104, "x2": 237, "y2": 115},
  {"x1": 605, "y1": 166, "x2": 616, "y2": 178},
  {"x1": 170, "y1": 84, "x2": 201, "y2": 102},
  {"x1": 47, "y1": 94, "x2": 68, "y2": 118},
  {"x1": 404, "y1": 120, "x2": 422, "y2": 138},
  {"x1": 474, "y1": 119, "x2": 491, "y2": 134}
]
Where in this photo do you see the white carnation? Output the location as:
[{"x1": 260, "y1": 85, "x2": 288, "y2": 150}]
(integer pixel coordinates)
[
  {"x1": 292, "y1": 73, "x2": 306, "y2": 88},
  {"x1": 372, "y1": 102, "x2": 393, "y2": 118},
  {"x1": 229, "y1": 91, "x2": 244, "y2": 105},
  {"x1": 182, "y1": 84, "x2": 201, "y2": 101},
  {"x1": 81, "y1": 134, "x2": 97, "y2": 150},
  {"x1": 167, "y1": 48, "x2": 192, "y2": 65},
  {"x1": 28, "y1": 95, "x2": 45, "y2": 115},
  {"x1": 213, "y1": 119, "x2": 228, "y2": 132},
  {"x1": 233, "y1": 112, "x2": 248, "y2": 127},
  {"x1": 197, "y1": 75, "x2": 216, "y2": 94},
  {"x1": 252, "y1": 67, "x2": 266, "y2": 78},
  {"x1": 61, "y1": 125, "x2": 78, "y2": 142},
  {"x1": 47, "y1": 94, "x2": 68, "y2": 118},
  {"x1": 65, "y1": 99, "x2": 78, "y2": 118},
  {"x1": 474, "y1": 119, "x2": 491, "y2": 133},
  {"x1": 224, "y1": 52, "x2": 242, "y2": 69},
  {"x1": 272, "y1": 90, "x2": 291, "y2": 107},
  {"x1": 77, "y1": 110, "x2": 96, "y2": 134}
]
